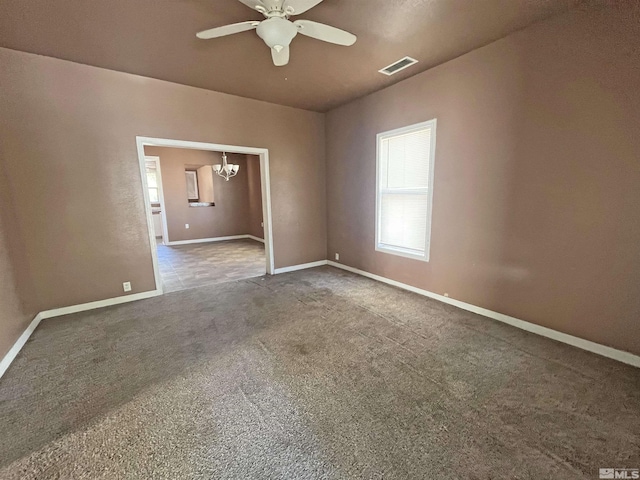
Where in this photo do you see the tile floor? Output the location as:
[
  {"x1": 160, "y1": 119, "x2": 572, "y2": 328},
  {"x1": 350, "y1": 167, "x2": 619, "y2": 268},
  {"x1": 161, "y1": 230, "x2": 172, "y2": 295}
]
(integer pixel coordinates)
[{"x1": 156, "y1": 238, "x2": 266, "y2": 292}]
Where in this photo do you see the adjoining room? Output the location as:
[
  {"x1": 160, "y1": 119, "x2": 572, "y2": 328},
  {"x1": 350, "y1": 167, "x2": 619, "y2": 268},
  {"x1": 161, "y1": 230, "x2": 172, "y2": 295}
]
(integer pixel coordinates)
[{"x1": 143, "y1": 145, "x2": 266, "y2": 292}]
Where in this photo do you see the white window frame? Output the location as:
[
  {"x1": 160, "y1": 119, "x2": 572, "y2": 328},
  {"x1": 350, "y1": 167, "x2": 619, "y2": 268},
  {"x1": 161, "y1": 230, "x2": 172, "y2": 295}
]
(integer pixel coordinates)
[
  {"x1": 375, "y1": 118, "x2": 437, "y2": 262},
  {"x1": 145, "y1": 159, "x2": 161, "y2": 204}
]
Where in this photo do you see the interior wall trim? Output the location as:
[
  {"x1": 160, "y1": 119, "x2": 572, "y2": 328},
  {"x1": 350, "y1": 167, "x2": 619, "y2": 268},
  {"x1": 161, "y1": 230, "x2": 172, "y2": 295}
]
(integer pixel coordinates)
[
  {"x1": 39, "y1": 289, "x2": 163, "y2": 319},
  {"x1": 274, "y1": 260, "x2": 328, "y2": 274},
  {"x1": 136, "y1": 137, "x2": 275, "y2": 276},
  {"x1": 0, "y1": 289, "x2": 162, "y2": 381},
  {"x1": 6, "y1": 256, "x2": 636, "y2": 381},
  {"x1": 326, "y1": 261, "x2": 640, "y2": 368},
  {"x1": 246, "y1": 235, "x2": 265, "y2": 244},
  {"x1": 0, "y1": 256, "x2": 320, "y2": 380},
  {"x1": 0, "y1": 255, "x2": 321, "y2": 379},
  {"x1": 164, "y1": 234, "x2": 259, "y2": 246},
  {"x1": 0, "y1": 313, "x2": 44, "y2": 380}
]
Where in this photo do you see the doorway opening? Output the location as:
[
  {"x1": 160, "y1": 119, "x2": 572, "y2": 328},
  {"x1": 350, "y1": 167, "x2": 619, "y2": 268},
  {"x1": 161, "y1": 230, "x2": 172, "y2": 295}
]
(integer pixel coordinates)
[{"x1": 136, "y1": 137, "x2": 274, "y2": 294}]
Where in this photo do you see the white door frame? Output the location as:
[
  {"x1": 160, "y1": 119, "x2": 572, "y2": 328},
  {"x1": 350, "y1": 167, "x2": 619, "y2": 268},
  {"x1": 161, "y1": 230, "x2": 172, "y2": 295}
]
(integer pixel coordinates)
[
  {"x1": 144, "y1": 155, "x2": 170, "y2": 243},
  {"x1": 135, "y1": 136, "x2": 276, "y2": 294}
]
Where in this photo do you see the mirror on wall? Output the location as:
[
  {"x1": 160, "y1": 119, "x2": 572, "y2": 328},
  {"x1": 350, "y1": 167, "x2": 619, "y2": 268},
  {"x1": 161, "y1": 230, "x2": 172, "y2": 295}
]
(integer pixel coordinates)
[
  {"x1": 185, "y1": 171, "x2": 198, "y2": 200},
  {"x1": 185, "y1": 167, "x2": 215, "y2": 207}
]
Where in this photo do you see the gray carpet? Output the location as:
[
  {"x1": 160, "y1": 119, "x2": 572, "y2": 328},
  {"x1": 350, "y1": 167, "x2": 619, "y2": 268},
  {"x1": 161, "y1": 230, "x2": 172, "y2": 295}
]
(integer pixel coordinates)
[{"x1": 0, "y1": 266, "x2": 638, "y2": 479}]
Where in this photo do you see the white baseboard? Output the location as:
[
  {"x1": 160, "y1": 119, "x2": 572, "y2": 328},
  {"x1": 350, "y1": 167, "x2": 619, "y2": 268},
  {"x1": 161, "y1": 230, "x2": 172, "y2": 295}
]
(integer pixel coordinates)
[
  {"x1": 165, "y1": 235, "x2": 250, "y2": 246},
  {"x1": 4, "y1": 261, "x2": 636, "y2": 383},
  {"x1": 274, "y1": 260, "x2": 328, "y2": 274},
  {"x1": 0, "y1": 289, "x2": 162, "y2": 380},
  {"x1": 246, "y1": 235, "x2": 265, "y2": 244},
  {"x1": 39, "y1": 289, "x2": 163, "y2": 319},
  {"x1": 0, "y1": 313, "x2": 44, "y2": 380},
  {"x1": 327, "y1": 261, "x2": 640, "y2": 368}
]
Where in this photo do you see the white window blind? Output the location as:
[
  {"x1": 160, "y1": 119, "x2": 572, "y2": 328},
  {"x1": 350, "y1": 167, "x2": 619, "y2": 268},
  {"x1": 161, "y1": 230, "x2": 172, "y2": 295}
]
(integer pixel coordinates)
[
  {"x1": 376, "y1": 119, "x2": 436, "y2": 261},
  {"x1": 145, "y1": 161, "x2": 160, "y2": 203}
]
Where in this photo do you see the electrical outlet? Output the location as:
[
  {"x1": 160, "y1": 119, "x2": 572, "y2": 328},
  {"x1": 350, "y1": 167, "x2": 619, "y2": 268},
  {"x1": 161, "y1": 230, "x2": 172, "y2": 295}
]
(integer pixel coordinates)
[
  {"x1": 335, "y1": 253, "x2": 340, "y2": 261},
  {"x1": 444, "y1": 292, "x2": 449, "y2": 297},
  {"x1": 261, "y1": 222, "x2": 264, "y2": 228},
  {"x1": 123, "y1": 282, "x2": 132, "y2": 292},
  {"x1": 185, "y1": 224, "x2": 190, "y2": 229}
]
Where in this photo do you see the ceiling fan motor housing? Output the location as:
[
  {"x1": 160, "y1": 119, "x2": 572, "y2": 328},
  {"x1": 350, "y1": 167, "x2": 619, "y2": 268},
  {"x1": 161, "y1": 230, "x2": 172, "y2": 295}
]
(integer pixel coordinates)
[{"x1": 256, "y1": 17, "x2": 298, "y2": 50}]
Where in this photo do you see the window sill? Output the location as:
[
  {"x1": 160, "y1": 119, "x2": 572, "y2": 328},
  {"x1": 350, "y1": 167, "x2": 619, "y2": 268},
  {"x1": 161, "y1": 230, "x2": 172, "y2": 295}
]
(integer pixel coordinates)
[{"x1": 376, "y1": 244, "x2": 429, "y2": 262}]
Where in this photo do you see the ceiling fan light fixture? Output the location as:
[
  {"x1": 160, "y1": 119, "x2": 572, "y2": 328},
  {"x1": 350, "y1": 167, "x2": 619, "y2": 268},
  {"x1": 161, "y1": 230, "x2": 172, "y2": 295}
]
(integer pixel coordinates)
[
  {"x1": 196, "y1": 0, "x2": 356, "y2": 67},
  {"x1": 256, "y1": 17, "x2": 298, "y2": 49}
]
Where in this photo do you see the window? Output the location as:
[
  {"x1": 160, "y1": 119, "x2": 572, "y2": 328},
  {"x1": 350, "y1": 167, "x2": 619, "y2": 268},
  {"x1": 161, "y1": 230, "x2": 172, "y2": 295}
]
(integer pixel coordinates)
[
  {"x1": 145, "y1": 161, "x2": 160, "y2": 203},
  {"x1": 376, "y1": 119, "x2": 436, "y2": 262}
]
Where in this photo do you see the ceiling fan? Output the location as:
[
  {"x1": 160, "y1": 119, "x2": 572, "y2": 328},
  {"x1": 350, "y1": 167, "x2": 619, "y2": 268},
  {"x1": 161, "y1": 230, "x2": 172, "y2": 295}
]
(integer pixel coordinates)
[{"x1": 196, "y1": 0, "x2": 357, "y2": 67}]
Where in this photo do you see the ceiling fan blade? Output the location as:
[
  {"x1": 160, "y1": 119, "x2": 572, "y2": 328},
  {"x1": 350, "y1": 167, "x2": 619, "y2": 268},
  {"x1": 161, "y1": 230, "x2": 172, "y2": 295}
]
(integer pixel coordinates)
[
  {"x1": 271, "y1": 45, "x2": 290, "y2": 66},
  {"x1": 293, "y1": 20, "x2": 356, "y2": 46},
  {"x1": 284, "y1": 0, "x2": 323, "y2": 15},
  {"x1": 236, "y1": 0, "x2": 267, "y2": 11},
  {"x1": 196, "y1": 21, "x2": 260, "y2": 39}
]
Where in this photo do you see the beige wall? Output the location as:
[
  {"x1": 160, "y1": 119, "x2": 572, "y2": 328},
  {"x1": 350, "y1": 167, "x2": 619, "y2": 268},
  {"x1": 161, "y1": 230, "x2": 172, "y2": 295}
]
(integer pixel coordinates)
[
  {"x1": 0, "y1": 222, "x2": 28, "y2": 358},
  {"x1": 0, "y1": 164, "x2": 38, "y2": 357},
  {"x1": 0, "y1": 46, "x2": 326, "y2": 359},
  {"x1": 326, "y1": 4, "x2": 640, "y2": 355},
  {"x1": 144, "y1": 147, "x2": 255, "y2": 242},
  {"x1": 246, "y1": 155, "x2": 264, "y2": 240}
]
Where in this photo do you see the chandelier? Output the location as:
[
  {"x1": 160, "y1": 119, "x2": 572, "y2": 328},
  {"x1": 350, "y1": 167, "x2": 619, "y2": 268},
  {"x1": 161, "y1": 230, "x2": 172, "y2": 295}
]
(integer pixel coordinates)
[{"x1": 212, "y1": 152, "x2": 239, "y2": 181}]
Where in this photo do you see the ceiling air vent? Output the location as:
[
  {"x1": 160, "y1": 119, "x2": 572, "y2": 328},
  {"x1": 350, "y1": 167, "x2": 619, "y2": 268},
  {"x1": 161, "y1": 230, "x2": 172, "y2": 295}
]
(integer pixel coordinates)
[{"x1": 378, "y1": 56, "x2": 418, "y2": 76}]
